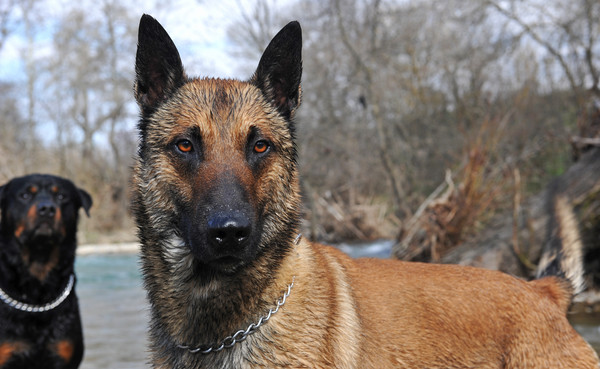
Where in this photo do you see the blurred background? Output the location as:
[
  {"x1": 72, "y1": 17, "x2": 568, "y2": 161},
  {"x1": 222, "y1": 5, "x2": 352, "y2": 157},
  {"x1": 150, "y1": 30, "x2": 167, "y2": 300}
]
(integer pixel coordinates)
[
  {"x1": 0, "y1": 0, "x2": 599, "y2": 366},
  {"x1": 1, "y1": 0, "x2": 598, "y2": 246}
]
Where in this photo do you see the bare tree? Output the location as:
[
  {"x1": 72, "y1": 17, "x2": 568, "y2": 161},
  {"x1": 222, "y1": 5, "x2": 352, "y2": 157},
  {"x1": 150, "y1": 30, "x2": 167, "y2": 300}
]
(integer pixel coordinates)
[
  {"x1": 0, "y1": 0, "x2": 18, "y2": 52},
  {"x1": 37, "y1": 2, "x2": 137, "y2": 233},
  {"x1": 0, "y1": 83, "x2": 27, "y2": 179},
  {"x1": 486, "y1": 0, "x2": 599, "y2": 102},
  {"x1": 227, "y1": 0, "x2": 284, "y2": 61},
  {"x1": 43, "y1": 5, "x2": 135, "y2": 166}
]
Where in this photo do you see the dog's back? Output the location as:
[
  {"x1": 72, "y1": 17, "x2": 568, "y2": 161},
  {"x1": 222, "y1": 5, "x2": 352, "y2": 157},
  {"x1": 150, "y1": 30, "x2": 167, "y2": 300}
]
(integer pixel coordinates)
[{"x1": 277, "y1": 240, "x2": 598, "y2": 368}]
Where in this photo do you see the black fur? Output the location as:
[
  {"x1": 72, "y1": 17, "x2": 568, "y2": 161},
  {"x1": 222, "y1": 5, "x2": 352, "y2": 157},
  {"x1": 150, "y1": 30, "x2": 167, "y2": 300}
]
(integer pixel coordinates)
[
  {"x1": 250, "y1": 21, "x2": 303, "y2": 120},
  {"x1": 0, "y1": 174, "x2": 91, "y2": 369},
  {"x1": 134, "y1": 14, "x2": 187, "y2": 123}
]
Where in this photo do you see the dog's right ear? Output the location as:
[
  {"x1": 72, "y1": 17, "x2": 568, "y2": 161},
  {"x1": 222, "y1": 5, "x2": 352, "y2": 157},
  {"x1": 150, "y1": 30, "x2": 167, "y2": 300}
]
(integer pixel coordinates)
[{"x1": 134, "y1": 14, "x2": 186, "y2": 116}]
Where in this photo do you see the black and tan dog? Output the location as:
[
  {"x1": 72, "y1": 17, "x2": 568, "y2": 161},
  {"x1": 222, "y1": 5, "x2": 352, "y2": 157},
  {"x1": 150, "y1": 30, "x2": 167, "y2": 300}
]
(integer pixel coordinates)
[
  {"x1": 0, "y1": 174, "x2": 91, "y2": 368},
  {"x1": 132, "y1": 15, "x2": 599, "y2": 368}
]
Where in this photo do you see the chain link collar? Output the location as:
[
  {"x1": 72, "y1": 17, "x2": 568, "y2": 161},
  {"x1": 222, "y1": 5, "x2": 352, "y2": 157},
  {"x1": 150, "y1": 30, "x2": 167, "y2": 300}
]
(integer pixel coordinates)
[
  {"x1": 0, "y1": 274, "x2": 75, "y2": 313},
  {"x1": 178, "y1": 234, "x2": 302, "y2": 355}
]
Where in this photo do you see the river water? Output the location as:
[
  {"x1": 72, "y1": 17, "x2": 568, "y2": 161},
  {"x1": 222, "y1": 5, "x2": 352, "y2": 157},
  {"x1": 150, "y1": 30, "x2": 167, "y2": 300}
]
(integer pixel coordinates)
[
  {"x1": 76, "y1": 253, "x2": 148, "y2": 369},
  {"x1": 75, "y1": 242, "x2": 600, "y2": 368}
]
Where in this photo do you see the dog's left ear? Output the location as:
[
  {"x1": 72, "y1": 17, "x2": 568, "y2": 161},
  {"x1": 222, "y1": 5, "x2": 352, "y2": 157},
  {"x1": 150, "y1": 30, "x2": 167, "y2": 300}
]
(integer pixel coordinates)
[
  {"x1": 250, "y1": 21, "x2": 302, "y2": 120},
  {"x1": 78, "y1": 189, "x2": 92, "y2": 218}
]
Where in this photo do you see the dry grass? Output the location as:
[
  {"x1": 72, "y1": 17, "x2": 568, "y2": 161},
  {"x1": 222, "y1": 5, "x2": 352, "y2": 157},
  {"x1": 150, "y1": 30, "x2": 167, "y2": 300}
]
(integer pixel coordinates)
[{"x1": 393, "y1": 115, "x2": 514, "y2": 261}]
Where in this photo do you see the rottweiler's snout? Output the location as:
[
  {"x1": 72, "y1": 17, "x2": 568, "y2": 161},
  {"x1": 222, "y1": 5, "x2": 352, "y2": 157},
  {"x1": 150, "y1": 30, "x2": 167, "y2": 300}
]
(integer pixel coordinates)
[{"x1": 37, "y1": 199, "x2": 57, "y2": 219}]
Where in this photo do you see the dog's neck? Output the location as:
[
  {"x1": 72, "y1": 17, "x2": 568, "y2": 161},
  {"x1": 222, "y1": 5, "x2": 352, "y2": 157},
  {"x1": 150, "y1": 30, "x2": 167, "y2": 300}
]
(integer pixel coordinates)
[
  {"x1": 0, "y1": 273, "x2": 75, "y2": 313},
  {"x1": 177, "y1": 276, "x2": 295, "y2": 354},
  {"x1": 143, "y1": 232, "x2": 302, "y2": 363},
  {"x1": 0, "y1": 236, "x2": 73, "y2": 304}
]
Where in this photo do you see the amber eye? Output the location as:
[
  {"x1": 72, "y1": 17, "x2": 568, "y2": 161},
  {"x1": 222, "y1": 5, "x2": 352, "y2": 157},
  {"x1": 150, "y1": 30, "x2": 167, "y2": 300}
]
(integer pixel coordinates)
[
  {"x1": 253, "y1": 140, "x2": 269, "y2": 154},
  {"x1": 176, "y1": 140, "x2": 193, "y2": 153}
]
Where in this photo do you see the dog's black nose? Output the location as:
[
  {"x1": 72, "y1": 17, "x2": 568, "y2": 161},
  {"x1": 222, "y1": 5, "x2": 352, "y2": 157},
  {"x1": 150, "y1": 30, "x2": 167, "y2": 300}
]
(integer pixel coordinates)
[
  {"x1": 207, "y1": 212, "x2": 251, "y2": 248},
  {"x1": 37, "y1": 201, "x2": 57, "y2": 218}
]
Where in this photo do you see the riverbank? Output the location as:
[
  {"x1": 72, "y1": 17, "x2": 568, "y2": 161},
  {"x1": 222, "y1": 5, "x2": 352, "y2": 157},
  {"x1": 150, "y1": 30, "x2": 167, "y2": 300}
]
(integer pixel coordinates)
[{"x1": 77, "y1": 243, "x2": 140, "y2": 255}]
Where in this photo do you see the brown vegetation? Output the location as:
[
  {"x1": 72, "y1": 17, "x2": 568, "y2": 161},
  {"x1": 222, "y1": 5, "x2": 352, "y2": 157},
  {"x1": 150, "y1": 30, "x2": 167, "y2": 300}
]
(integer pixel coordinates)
[{"x1": 0, "y1": 0, "x2": 598, "y2": 263}]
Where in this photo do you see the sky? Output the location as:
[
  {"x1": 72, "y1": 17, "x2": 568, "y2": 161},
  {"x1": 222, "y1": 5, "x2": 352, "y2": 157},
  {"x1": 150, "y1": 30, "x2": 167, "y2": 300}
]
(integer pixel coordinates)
[
  {"x1": 0, "y1": 0, "x2": 272, "y2": 142},
  {"x1": 0, "y1": 0, "x2": 261, "y2": 83},
  {"x1": 145, "y1": 0, "x2": 253, "y2": 78}
]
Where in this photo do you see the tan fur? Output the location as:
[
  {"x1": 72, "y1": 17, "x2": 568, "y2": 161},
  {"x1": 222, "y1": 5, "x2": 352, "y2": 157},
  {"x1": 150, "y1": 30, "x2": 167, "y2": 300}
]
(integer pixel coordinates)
[
  {"x1": 250, "y1": 239, "x2": 598, "y2": 368},
  {"x1": 52, "y1": 340, "x2": 74, "y2": 363},
  {"x1": 133, "y1": 16, "x2": 599, "y2": 369},
  {"x1": 0, "y1": 341, "x2": 29, "y2": 366}
]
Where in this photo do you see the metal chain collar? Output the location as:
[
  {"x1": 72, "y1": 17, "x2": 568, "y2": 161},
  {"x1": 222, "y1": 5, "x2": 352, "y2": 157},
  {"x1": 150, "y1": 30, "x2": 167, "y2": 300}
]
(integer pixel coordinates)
[
  {"x1": 178, "y1": 276, "x2": 295, "y2": 354},
  {"x1": 0, "y1": 274, "x2": 75, "y2": 313},
  {"x1": 178, "y1": 234, "x2": 302, "y2": 355}
]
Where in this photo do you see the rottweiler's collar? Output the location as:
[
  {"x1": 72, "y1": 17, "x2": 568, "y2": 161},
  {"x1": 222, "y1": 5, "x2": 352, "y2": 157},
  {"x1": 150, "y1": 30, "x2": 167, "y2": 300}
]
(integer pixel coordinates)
[{"x1": 0, "y1": 274, "x2": 74, "y2": 313}]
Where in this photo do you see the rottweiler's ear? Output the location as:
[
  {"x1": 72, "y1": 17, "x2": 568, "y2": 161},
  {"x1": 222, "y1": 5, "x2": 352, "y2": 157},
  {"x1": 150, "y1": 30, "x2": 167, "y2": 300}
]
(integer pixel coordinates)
[
  {"x1": 134, "y1": 14, "x2": 186, "y2": 117},
  {"x1": 250, "y1": 21, "x2": 302, "y2": 120},
  {"x1": 78, "y1": 189, "x2": 93, "y2": 217}
]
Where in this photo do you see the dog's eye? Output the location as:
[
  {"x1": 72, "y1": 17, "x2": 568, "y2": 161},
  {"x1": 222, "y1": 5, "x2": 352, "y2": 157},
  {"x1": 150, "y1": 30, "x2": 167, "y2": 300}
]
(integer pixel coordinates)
[
  {"x1": 253, "y1": 140, "x2": 270, "y2": 154},
  {"x1": 20, "y1": 192, "x2": 32, "y2": 200},
  {"x1": 56, "y1": 193, "x2": 66, "y2": 201},
  {"x1": 176, "y1": 140, "x2": 193, "y2": 153}
]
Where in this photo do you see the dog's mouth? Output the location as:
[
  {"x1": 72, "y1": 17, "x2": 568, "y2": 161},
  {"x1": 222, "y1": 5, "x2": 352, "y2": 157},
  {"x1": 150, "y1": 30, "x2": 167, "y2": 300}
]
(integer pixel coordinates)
[
  {"x1": 33, "y1": 222, "x2": 55, "y2": 237},
  {"x1": 209, "y1": 255, "x2": 244, "y2": 269},
  {"x1": 29, "y1": 220, "x2": 65, "y2": 242}
]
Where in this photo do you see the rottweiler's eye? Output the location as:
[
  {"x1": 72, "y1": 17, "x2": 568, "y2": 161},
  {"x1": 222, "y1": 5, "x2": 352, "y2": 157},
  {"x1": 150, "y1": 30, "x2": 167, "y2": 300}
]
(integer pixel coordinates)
[
  {"x1": 56, "y1": 193, "x2": 66, "y2": 201},
  {"x1": 176, "y1": 140, "x2": 193, "y2": 153},
  {"x1": 253, "y1": 140, "x2": 270, "y2": 154},
  {"x1": 20, "y1": 192, "x2": 32, "y2": 200}
]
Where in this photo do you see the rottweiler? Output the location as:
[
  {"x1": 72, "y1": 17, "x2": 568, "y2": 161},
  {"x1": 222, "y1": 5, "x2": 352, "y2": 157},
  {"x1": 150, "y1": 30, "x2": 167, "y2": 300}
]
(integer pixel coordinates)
[{"x1": 0, "y1": 174, "x2": 92, "y2": 369}]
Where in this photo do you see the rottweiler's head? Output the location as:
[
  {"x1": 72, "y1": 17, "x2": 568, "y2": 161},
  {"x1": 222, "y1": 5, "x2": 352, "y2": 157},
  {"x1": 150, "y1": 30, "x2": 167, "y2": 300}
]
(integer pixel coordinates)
[{"x1": 0, "y1": 174, "x2": 92, "y2": 280}]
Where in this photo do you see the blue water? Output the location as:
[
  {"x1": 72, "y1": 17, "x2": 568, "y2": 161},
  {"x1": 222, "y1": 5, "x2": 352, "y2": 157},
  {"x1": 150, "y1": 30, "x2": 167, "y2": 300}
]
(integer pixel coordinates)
[
  {"x1": 75, "y1": 253, "x2": 148, "y2": 369},
  {"x1": 75, "y1": 244, "x2": 600, "y2": 369}
]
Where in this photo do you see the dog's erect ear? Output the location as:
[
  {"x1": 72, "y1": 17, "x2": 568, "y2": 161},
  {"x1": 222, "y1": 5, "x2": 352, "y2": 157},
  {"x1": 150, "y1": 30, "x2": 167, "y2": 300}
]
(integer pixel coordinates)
[
  {"x1": 78, "y1": 189, "x2": 93, "y2": 218},
  {"x1": 134, "y1": 14, "x2": 186, "y2": 116},
  {"x1": 250, "y1": 21, "x2": 302, "y2": 120}
]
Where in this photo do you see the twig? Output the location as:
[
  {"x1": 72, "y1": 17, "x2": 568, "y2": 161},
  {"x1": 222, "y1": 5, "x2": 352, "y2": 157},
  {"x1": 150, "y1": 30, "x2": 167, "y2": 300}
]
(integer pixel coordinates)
[
  {"x1": 395, "y1": 169, "x2": 454, "y2": 257},
  {"x1": 511, "y1": 168, "x2": 536, "y2": 270},
  {"x1": 570, "y1": 136, "x2": 600, "y2": 146}
]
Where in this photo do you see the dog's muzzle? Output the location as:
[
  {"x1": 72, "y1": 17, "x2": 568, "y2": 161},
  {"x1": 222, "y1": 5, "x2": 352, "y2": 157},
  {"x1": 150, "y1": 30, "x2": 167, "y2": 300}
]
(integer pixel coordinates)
[
  {"x1": 32, "y1": 199, "x2": 59, "y2": 237},
  {"x1": 181, "y1": 178, "x2": 259, "y2": 270},
  {"x1": 183, "y1": 208, "x2": 257, "y2": 270}
]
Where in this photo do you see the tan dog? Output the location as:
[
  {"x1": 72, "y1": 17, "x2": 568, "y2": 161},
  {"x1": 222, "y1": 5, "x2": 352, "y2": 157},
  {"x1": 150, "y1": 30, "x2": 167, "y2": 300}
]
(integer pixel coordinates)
[{"x1": 131, "y1": 14, "x2": 599, "y2": 368}]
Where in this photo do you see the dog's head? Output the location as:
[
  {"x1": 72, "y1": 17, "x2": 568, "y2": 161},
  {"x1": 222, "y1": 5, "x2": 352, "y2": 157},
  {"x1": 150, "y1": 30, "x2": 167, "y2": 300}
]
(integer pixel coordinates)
[
  {"x1": 0, "y1": 174, "x2": 92, "y2": 280},
  {"x1": 133, "y1": 15, "x2": 302, "y2": 277}
]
